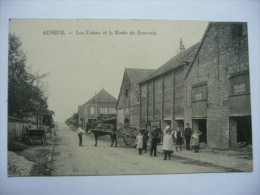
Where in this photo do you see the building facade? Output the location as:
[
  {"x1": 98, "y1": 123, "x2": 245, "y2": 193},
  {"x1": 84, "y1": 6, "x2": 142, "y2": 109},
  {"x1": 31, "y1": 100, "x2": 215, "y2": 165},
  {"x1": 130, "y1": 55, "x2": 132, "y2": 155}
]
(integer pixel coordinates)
[
  {"x1": 184, "y1": 22, "x2": 251, "y2": 148},
  {"x1": 79, "y1": 89, "x2": 117, "y2": 128},
  {"x1": 139, "y1": 41, "x2": 199, "y2": 132},
  {"x1": 117, "y1": 68, "x2": 155, "y2": 127}
]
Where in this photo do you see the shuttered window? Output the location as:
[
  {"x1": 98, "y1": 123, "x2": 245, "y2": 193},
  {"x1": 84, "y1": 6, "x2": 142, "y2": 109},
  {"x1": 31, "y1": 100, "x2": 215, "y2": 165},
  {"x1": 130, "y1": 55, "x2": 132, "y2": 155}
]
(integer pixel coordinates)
[{"x1": 234, "y1": 83, "x2": 246, "y2": 93}]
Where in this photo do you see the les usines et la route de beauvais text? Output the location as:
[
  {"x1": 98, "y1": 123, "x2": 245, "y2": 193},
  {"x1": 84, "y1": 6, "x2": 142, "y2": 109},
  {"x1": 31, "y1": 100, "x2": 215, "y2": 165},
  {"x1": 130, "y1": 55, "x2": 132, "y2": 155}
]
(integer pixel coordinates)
[{"x1": 43, "y1": 30, "x2": 158, "y2": 36}]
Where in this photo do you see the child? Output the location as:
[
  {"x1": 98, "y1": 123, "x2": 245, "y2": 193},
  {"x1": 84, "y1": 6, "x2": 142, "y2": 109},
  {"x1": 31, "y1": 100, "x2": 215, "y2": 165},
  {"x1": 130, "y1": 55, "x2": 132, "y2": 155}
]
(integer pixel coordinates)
[
  {"x1": 162, "y1": 129, "x2": 174, "y2": 160},
  {"x1": 192, "y1": 129, "x2": 202, "y2": 153},
  {"x1": 174, "y1": 126, "x2": 183, "y2": 151},
  {"x1": 136, "y1": 131, "x2": 144, "y2": 155}
]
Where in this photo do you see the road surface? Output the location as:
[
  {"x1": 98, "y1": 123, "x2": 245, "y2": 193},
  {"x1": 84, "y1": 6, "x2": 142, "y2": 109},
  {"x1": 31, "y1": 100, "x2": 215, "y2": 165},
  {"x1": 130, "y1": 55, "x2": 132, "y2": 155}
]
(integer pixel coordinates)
[{"x1": 51, "y1": 124, "x2": 225, "y2": 176}]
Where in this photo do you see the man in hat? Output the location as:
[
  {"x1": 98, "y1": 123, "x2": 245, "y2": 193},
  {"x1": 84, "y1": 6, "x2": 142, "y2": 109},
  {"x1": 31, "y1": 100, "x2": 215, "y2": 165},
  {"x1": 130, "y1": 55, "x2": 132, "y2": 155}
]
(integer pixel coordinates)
[{"x1": 184, "y1": 122, "x2": 192, "y2": 150}]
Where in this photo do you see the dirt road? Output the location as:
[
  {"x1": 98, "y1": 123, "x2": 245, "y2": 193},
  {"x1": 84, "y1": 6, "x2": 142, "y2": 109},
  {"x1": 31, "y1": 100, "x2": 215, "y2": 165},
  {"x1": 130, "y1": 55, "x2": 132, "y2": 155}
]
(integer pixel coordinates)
[{"x1": 51, "y1": 124, "x2": 225, "y2": 176}]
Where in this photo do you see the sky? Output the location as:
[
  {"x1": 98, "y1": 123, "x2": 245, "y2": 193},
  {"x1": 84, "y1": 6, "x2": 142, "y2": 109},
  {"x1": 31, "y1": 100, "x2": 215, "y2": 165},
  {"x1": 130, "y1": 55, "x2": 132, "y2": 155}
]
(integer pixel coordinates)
[{"x1": 9, "y1": 19, "x2": 209, "y2": 122}]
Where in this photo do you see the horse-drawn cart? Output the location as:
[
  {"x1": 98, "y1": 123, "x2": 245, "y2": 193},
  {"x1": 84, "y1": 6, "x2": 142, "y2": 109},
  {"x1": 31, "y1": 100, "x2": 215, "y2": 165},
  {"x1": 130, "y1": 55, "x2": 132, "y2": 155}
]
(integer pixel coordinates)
[
  {"x1": 89, "y1": 118, "x2": 139, "y2": 148},
  {"x1": 24, "y1": 129, "x2": 46, "y2": 146}
]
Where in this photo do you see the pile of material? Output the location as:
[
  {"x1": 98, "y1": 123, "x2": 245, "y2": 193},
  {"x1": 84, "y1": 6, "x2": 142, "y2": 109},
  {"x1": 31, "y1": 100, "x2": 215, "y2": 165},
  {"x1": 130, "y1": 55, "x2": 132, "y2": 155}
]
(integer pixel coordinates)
[{"x1": 8, "y1": 151, "x2": 34, "y2": 176}]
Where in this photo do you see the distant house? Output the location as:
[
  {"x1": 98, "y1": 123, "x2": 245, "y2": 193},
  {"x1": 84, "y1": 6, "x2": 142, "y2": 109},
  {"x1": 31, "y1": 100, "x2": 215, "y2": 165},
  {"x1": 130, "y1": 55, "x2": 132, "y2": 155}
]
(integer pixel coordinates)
[
  {"x1": 79, "y1": 89, "x2": 117, "y2": 128},
  {"x1": 117, "y1": 68, "x2": 155, "y2": 127}
]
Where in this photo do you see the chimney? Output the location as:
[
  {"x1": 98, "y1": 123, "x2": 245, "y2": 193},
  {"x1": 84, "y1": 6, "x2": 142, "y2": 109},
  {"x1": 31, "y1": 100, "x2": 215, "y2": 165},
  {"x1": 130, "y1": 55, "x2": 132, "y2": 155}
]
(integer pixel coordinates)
[{"x1": 179, "y1": 38, "x2": 185, "y2": 53}]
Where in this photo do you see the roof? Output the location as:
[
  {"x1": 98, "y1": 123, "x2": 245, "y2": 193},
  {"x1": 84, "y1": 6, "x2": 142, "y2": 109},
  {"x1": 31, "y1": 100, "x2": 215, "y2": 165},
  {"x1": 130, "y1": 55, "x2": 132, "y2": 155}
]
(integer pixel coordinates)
[
  {"x1": 184, "y1": 22, "x2": 212, "y2": 79},
  {"x1": 125, "y1": 68, "x2": 155, "y2": 92},
  {"x1": 8, "y1": 116, "x2": 37, "y2": 124},
  {"x1": 84, "y1": 89, "x2": 117, "y2": 104},
  {"x1": 139, "y1": 42, "x2": 201, "y2": 84}
]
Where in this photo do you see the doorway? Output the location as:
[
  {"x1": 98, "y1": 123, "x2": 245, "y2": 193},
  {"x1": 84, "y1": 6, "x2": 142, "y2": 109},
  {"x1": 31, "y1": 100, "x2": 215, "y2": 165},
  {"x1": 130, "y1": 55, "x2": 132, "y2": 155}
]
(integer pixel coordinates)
[
  {"x1": 192, "y1": 119, "x2": 207, "y2": 144},
  {"x1": 124, "y1": 118, "x2": 129, "y2": 124},
  {"x1": 237, "y1": 116, "x2": 252, "y2": 143}
]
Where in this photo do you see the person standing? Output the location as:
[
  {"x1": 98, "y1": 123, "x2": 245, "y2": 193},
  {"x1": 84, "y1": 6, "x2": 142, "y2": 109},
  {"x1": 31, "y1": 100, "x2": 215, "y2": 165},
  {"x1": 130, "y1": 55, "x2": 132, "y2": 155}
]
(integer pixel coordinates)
[
  {"x1": 149, "y1": 126, "x2": 159, "y2": 157},
  {"x1": 77, "y1": 124, "x2": 86, "y2": 146},
  {"x1": 192, "y1": 129, "x2": 202, "y2": 153},
  {"x1": 184, "y1": 123, "x2": 192, "y2": 150},
  {"x1": 162, "y1": 129, "x2": 174, "y2": 160},
  {"x1": 174, "y1": 126, "x2": 183, "y2": 151},
  {"x1": 163, "y1": 123, "x2": 170, "y2": 142},
  {"x1": 110, "y1": 124, "x2": 117, "y2": 147},
  {"x1": 163, "y1": 123, "x2": 170, "y2": 135},
  {"x1": 136, "y1": 131, "x2": 144, "y2": 155},
  {"x1": 142, "y1": 128, "x2": 149, "y2": 153},
  {"x1": 156, "y1": 126, "x2": 162, "y2": 145}
]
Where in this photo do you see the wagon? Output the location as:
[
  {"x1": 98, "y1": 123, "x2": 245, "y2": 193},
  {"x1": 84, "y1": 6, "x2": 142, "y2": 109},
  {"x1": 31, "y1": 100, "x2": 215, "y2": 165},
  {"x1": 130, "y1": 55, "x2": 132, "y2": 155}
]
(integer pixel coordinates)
[
  {"x1": 25, "y1": 129, "x2": 46, "y2": 146},
  {"x1": 116, "y1": 124, "x2": 139, "y2": 147}
]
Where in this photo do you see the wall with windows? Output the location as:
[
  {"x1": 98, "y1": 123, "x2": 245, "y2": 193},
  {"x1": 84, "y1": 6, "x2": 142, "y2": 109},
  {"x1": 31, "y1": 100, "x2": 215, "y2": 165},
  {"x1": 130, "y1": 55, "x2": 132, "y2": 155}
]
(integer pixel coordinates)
[{"x1": 184, "y1": 22, "x2": 250, "y2": 148}]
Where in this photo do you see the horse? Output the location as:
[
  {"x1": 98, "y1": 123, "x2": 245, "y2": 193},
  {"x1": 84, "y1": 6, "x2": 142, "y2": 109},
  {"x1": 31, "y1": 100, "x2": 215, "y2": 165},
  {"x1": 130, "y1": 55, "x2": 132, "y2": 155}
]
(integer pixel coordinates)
[
  {"x1": 89, "y1": 122, "x2": 117, "y2": 147},
  {"x1": 90, "y1": 129, "x2": 117, "y2": 147}
]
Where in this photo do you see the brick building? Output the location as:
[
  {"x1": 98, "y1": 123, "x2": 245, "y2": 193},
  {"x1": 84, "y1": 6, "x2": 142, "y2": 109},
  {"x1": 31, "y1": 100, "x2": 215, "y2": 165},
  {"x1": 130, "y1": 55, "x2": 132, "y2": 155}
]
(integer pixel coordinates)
[
  {"x1": 117, "y1": 68, "x2": 155, "y2": 127},
  {"x1": 139, "y1": 41, "x2": 200, "y2": 132},
  {"x1": 79, "y1": 89, "x2": 117, "y2": 128},
  {"x1": 184, "y1": 22, "x2": 251, "y2": 148}
]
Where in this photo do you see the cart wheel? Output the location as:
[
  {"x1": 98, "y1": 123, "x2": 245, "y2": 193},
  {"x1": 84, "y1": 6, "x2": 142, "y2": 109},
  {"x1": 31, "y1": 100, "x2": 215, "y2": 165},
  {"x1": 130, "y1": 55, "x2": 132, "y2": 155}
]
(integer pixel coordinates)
[
  {"x1": 117, "y1": 135, "x2": 125, "y2": 147},
  {"x1": 125, "y1": 137, "x2": 135, "y2": 147}
]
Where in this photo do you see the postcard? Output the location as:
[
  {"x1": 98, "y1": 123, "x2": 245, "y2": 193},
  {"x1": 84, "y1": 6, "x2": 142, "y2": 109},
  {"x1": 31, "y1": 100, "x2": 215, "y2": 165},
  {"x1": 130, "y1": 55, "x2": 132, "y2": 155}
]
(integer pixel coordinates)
[{"x1": 7, "y1": 19, "x2": 253, "y2": 177}]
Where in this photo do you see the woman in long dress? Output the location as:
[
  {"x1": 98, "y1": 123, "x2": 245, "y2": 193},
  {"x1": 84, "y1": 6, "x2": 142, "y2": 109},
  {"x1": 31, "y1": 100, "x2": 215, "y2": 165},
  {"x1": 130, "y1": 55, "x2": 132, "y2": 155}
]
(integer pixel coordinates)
[{"x1": 162, "y1": 129, "x2": 174, "y2": 160}]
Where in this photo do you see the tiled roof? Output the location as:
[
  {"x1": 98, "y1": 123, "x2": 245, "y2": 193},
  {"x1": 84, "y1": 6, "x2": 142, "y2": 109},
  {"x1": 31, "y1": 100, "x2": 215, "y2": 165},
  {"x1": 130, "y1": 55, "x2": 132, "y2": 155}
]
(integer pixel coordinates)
[
  {"x1": 125, "y1": 68, "x2": 155, "y2": 92},
  {"x1": 85, "y1": 89, "x2": 117, "y2": 104},
  {"x1": 139, "y1": 42, "x2": 201, "y2": 84}
]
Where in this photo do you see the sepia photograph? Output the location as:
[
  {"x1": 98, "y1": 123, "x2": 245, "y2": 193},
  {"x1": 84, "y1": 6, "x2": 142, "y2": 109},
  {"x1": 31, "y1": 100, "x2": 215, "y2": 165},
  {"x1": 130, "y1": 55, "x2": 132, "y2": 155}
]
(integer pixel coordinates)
[{"x1": 7, "y1": 18, "x2": 253, "y2": 177}]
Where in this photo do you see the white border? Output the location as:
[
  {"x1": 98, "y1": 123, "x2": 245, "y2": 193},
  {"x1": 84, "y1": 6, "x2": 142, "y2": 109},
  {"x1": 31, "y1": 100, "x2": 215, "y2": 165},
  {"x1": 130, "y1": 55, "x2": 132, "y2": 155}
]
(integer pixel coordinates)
[{"x1": 1, "y1": 1, "x2": 259, "y2": 195}]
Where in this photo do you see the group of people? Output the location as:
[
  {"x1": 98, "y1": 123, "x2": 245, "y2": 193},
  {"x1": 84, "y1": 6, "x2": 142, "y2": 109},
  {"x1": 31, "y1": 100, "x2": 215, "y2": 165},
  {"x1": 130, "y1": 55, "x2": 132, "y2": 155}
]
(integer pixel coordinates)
[
  {"x1": 136, "y1": 122, "x2": 202, "y2": 160},
  {"x1": 136, "y1": 126, "x2": 161, "y2": 157}
]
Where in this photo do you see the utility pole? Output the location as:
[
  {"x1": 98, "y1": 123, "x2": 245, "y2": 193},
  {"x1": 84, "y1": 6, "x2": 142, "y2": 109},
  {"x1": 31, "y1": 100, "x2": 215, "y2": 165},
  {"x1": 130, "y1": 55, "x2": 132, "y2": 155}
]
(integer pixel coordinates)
[{"x1": 34, "y1": 73, "x2": 50, "y2": 129}]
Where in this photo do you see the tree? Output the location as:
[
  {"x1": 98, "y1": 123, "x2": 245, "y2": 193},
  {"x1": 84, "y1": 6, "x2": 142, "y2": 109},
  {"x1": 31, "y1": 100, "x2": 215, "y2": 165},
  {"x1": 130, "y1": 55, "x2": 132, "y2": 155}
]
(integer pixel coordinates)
[{"x1": 8, "y1": 33, "x2": 54, "y2": 120}]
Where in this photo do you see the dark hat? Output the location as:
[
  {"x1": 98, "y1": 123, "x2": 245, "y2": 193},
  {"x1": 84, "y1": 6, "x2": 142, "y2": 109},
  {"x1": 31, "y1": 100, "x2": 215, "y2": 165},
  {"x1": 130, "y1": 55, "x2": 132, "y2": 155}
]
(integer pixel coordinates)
[{"x1": 186, "y1": 122, "x2": 190, "y2": 125}]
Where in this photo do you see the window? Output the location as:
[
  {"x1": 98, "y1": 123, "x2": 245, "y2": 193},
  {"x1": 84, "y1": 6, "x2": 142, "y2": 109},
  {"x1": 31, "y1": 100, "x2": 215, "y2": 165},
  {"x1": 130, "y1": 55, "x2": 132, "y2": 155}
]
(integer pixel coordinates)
[
  {"x1": 194, "y1": 92, "x2": 203, "y2": 101},
  {"x1": 125, "y1": 89, "x2": 128, "y2": 98},
  {"x1": 231, "y1": 23, "x2": 243, "y2": 40},
  {"x1": 102, "y1": 107, "x2": 108, "y2": 114},
  {"x1": 112, "y1": 108, "x2": 116, "y2": 114},
  {"x1": 192, "y1": 82, "x2": 207, "y2": 102},
  {"x1": 234, "y1": 83, "x2": 246, "y2": 93},
  {"x1": 100, "y1": 107, "x2": 103, "y2": 114},
  {"x1": 90, "y1": 107, "x2": 94, "y2": 115},
  {"x1": 229, "y1": 72, "x2": 249, "y2": 95}
]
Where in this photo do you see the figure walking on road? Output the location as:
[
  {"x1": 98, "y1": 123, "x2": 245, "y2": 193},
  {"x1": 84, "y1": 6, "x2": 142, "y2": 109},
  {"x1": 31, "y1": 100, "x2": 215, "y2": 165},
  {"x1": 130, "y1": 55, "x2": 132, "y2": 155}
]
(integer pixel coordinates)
[
  {"x1": 77, "y1": 124, "x2": 86, "y2": 146},
  {"x1": 184, "y1": 123, "x2": 192, "y2": 150},
  {"x1": 174, "y1": 126, "x2": 183, "y2": 151},
  {"x1": 162, "y1": 129, "x2": 174, "y2": 160},
  {"x1": 192, "y1": 129, "x2": 202, "y2": 153}
]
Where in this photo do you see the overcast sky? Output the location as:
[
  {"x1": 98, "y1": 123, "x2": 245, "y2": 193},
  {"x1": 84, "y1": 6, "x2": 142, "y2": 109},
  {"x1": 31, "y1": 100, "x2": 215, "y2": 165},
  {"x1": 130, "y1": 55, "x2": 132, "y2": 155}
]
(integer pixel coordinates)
[{"x1": 9, "y1": 19, "x2": 208, "y2": 122}]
